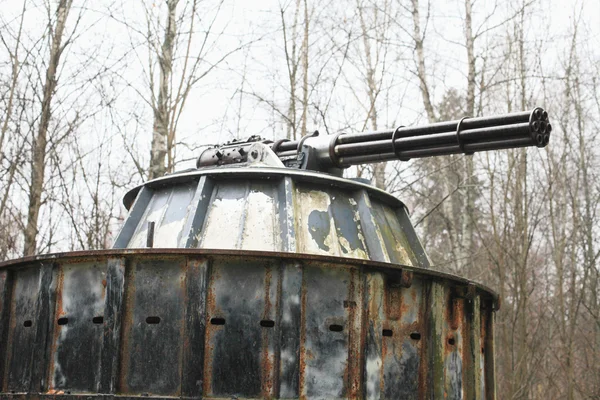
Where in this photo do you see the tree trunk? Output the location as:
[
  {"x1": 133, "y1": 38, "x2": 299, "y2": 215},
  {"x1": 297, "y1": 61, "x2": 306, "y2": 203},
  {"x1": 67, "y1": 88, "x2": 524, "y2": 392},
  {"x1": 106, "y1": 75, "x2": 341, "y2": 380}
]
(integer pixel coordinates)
[
  {"x1": 281, "y1": 0, "x2": 301, "y2": 140},
  {"x1": 459, "y1": 0, "x2": 476, "y2": 274},
  {"x1": 149, "y1": 0, "x2": 178, "y2": 180},
  {"x1": 357, "y1": 0, "x2": 386, "y2": 189},
  {"x1": 300, "y1": 0, "x2": 309, "y2": 137},
  {"x1": 23, "y1": 0, "x2": 73, "y2": 256},
  {"x1": 411, "y1": 0, "x2": 435, "y2": 122}
]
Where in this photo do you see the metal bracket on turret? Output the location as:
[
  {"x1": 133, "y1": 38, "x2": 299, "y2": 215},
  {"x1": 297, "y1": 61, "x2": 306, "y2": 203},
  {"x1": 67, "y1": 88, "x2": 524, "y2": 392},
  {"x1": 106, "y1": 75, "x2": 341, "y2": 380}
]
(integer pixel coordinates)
[{"x1": 246, "y1": 142, "x2": 285, "y2": 168}]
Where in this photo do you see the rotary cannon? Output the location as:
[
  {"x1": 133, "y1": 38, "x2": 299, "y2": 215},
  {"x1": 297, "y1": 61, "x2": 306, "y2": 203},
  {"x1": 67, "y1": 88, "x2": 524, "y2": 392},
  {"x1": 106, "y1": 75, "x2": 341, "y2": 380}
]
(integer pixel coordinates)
[{"x1": 198, "y1": 107, "x2": 550, "y2": 173}]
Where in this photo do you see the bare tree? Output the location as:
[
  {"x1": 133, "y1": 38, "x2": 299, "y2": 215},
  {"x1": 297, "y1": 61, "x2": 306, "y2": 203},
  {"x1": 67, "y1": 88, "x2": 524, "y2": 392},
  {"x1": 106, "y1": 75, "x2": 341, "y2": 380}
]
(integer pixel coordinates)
[
  {"x1": 0, "y1": 1, "x2": 28, "y2": 259},
  {"x1": 409, "y1": 0, "x2": 435, "y2": 121},
  {"x1": 340, "y1": 0, "x2": 396, "y2": 189},
  {"x1": 246, "y1": 0, "x2": 314, "y2": 140},
  {"x1": 127, "y1": 0, "x2": 243, "y2": 179},
  {"x1": 23, "y1": 0, "x2": 74, "y2": 256},
  {"x1": 280, "y1": 0, "x2": 311, "y2": 140}
]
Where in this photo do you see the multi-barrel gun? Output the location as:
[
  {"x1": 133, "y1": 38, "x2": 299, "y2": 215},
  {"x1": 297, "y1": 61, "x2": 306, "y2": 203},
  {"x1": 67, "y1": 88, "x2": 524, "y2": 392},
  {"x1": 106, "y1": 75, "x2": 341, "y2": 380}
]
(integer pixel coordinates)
[{"x1": 197, "y1": 107, "x2": 551, "y2": 174}]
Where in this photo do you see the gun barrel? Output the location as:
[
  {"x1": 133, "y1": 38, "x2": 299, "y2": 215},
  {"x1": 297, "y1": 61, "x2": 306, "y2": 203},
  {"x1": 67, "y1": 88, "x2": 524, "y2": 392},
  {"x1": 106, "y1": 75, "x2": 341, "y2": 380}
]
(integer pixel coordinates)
[
  {"x1": 197, "y1": 107, "x2": 551, "y2": 172},
  {"x1": 274, "y1": 107, "x2": 551, "y2": 169}
]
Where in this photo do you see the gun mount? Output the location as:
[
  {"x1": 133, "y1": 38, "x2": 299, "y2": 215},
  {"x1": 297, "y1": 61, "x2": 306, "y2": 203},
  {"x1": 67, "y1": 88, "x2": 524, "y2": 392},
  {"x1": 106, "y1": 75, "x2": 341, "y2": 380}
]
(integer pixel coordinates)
[
  {"x1": 0, "y1": 107, "x2": 551, "y2": 399},
  {"x1": 198, "y1": 107, "x2": 551, "y2": 174}
]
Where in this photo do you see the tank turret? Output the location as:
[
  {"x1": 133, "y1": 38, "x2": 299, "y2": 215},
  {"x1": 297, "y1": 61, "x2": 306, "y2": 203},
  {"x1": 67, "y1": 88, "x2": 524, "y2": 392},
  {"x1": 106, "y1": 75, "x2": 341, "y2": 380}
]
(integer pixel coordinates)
[{"x1": 0, "y1": 108, "x2": 551, "y2": 399}]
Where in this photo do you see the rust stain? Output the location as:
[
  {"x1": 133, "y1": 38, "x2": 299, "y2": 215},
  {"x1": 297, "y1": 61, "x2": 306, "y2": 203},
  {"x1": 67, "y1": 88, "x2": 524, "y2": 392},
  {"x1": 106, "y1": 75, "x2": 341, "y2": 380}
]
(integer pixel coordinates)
[
  {"x1": 202, "y1": 261, "x2": 218, "y2": 396},
  {"x1": 117, "y1": 258, "x2": 135, "y2": 394},
  {"x1": 0, "y1": 251, "x2": 497, "y2": 399},
  {"x1": 358, "y1": 291, "x2": 373, "y2": 400},
  {"x1": 346, "y1": 267, "x2": 364, "y2": 399},
  {"x1": 386, "y1": 285, "x2": 402, "y2": 320},
  {"x1": 298, "y1": 263, "x2": 308, "y2": 399},
  {"x1": 343, "y1": 268, "x2": 354, "y2": 397},
  {"x1": 263, "y1": 266, "x2": 273, "y2": 318},
  {"x1": 417, "y1": 282, "x2": 431, "y2": 400},
  {"x1": 400, "y1": 270, "x2": 413, "y2": 288},
  {"x1": 261, "y1": 264, "x2": 274, "y2": 399},
  {"x1": 270, "y1": 263, "x2": 284, "y2": 400},
  {"x1": 54, "y1": 268, "x2": 66, "y2": 318},
  {"x1": 391, "y1": 283, "x2": 425, "y2": 397},
  {"x1": 480, "y1": 304, "x2": 488, "y2": 353},
  {"x1": 46, "y1": 266, "x2": 65, "y2": 392},
  {"x1": 365, "y1": 273, "x2": 386, "y2": 398}
]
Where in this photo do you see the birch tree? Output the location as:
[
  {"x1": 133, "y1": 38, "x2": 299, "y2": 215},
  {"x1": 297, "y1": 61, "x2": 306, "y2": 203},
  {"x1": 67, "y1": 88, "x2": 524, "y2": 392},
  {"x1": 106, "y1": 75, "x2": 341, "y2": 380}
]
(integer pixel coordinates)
[{"x1": 128, "y1": 0, "x2": 240, "y2": 179}]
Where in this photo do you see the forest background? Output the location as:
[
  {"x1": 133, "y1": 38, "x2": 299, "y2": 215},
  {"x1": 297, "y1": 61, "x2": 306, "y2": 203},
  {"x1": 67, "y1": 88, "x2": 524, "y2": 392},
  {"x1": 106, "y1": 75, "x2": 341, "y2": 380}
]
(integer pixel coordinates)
[{"x1": 0, "y1": 0, "x2": 599, "y2": 398}]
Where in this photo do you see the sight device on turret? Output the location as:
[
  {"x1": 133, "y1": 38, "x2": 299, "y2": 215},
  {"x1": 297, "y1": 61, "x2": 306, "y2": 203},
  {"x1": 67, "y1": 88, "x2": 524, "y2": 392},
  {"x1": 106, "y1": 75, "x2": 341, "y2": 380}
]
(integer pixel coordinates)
[{"x1": 0, "y1": 108, "x2": 551, "y2": 399}]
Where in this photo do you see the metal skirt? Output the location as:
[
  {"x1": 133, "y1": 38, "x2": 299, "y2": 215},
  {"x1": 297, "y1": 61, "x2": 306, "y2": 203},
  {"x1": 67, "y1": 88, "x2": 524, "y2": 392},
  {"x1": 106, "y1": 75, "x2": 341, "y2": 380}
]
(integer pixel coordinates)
[{"x1": 0, "y1": 249, "x2": 496, "y2": 399}]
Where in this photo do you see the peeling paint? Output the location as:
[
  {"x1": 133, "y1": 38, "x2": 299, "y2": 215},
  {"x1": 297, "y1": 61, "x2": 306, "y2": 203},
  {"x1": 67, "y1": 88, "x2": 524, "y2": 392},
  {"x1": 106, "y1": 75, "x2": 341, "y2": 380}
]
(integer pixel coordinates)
[
  {"x1": 117, "y1": 172, "x2": 422, "y2": 268},
  {"x1": 241, "y1": 189, "x2": 280, "y2": 251},
  {"x1": 201, "y1": 186, "x2": 246, "y2": 250}
]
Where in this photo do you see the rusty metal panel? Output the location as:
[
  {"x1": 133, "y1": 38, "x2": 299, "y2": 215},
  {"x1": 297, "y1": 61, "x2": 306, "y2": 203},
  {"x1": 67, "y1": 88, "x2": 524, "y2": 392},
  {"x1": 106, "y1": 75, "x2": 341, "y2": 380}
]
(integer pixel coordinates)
[
  {"x1": 5, "y1": 264, "x2": 57, "y2": 394},
  {"x1": 0, "y1": 269, "x2": 13, "y2": 391},
  {"x1": 444, "y1": 295, "x2": 465, "y2": 400},
  {"x1": 0, "y1": 250, "x2": 498, "y2": 399},
  {"x1": 383, "y1": 279, "x2": 424, "y2": 399},
  {"x1": 30, "y1": 263, "x2": 57, "y2": 393},
  {"x1": 480, "y1": 301, "x2": 488, "y2": 400},
  {"x1": 99, "y1": 258, "x2": 126, "y2": 394},
  {"x1": 364, "y1": 271, "x2": 426, "y2": 400},
  {"x1": 48, "y1": 262, "x2": 105, "y2": 393},
  {"x1": 364, "y1": 271, "x2": 385, "y2": 399},
  {"x1": 467, "y1": 294, "x2": 483, "y2": 400},
  {"x1": 119, "y1": 258, "x2": 186, "y2": 396},
  {"x1": 204, "y1": 257, "x2": 279, "y2": 398},
  {"x1": 278, "y1": 262, "x2": 303, "y2": 398},
  {"x1": 300, "y1": 263, "x2": 354, "y2": 399},
  {"x1": 483, "y1": 303, "x2": 496, "y2": 400},
  {"x1": 5, "y1": 267, "x2": 39, "y2": 392},
  {"x1": 427, "y1": 281, "x2": 446, "y2": 399},
  {"x1": 181, "y1": 257, "x2": 208, "y2": 398},
  {"x1": 346, "y1": 267, "x2": 366, "y2": 399}
]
